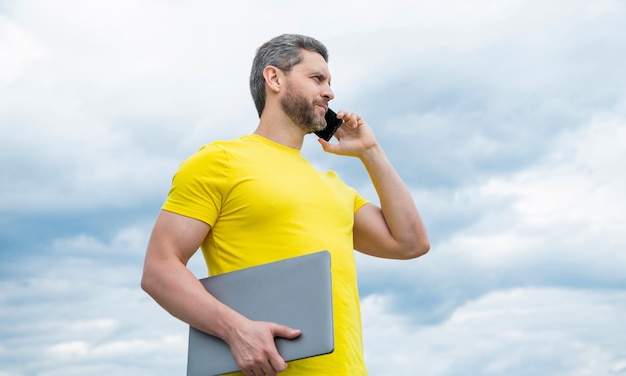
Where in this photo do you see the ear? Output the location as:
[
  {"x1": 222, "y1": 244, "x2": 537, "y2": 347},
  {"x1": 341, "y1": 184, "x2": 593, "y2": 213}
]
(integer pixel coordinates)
[{"x1": 263, "y1": 66, "x2": 283, "y2": 94}]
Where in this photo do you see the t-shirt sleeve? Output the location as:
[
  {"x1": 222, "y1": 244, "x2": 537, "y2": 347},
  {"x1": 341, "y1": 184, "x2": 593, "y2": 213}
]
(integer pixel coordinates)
[
  {"x1": 354, "y1": 192, "x2": 370, "y2": 213},
  {"x1": 162, "y1": 144, "x2": 229, "y2": 227},
  {"x1": 325, "y1": 170, "x2": 370, "y2": 214}
]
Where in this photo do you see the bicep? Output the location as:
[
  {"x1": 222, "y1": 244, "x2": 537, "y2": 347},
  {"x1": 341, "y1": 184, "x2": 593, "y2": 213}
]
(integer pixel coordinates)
[
  {"x1": 353, "y1": 203, "x2": 398, "y2": 258},
  {"x1": 146, "y1": 209, "x2": 211, "y2": 265}
]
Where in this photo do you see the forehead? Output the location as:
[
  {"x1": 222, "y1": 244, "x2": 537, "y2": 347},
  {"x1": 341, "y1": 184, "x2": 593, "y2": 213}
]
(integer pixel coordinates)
[{"x1": 293, "y1": 49, "x2": 330, "y2": 75}]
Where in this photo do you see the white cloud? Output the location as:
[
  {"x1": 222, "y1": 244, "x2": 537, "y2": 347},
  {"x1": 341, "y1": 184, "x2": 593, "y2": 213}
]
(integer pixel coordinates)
[
  {"x1": 49, "y1": 226, "x2": 150, "y2": 257},
  {"x1": 0, "y1": 259, "x2": 189, "y2": 375},
  {"x1": 0, "y1": 0, "x2": 265, "y2": 214},
  {"x1": 0, "y1": 14, "x2": 43, "y2": 85},
  {"x1": 45, "y1": 341, "x2": 90, "y2": 359},
  {"x1": 362, "y1": 288, "x2": 626, "y2": 375},
  {"x1": 469, "y1": 114, "x2": 626, "y2": 267}
]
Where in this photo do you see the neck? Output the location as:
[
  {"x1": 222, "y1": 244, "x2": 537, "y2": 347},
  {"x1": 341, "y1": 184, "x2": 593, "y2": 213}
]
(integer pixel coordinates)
[{"x1": 253, "y1": 109, "x2": 307, "y2": 150}]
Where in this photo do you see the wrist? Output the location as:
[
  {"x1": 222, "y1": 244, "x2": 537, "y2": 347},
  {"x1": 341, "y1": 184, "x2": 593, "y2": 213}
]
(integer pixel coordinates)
[
  {"x1": 213, "y1": 303, "x2": 247, "y2": 343},
  {"x1": 359, "y1": 143, "x2": 385, "y2": 164}
]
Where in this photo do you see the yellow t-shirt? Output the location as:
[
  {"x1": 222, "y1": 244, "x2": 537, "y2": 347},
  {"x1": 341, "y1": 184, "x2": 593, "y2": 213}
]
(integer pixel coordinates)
[{"x1": 163, "y1": 134, "x2": 369, "y2": 375}]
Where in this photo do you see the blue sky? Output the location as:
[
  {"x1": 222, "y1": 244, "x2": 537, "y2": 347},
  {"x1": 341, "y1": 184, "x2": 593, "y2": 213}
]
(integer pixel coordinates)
[{"x1": 1, "y1": 0, "x2": 626, "y2": 375}]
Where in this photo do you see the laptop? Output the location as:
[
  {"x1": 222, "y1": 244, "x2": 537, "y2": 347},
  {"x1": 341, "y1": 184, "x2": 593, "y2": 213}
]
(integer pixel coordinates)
[{"x1": 187, "y1": 251, "x2": 334, "y2": 376}]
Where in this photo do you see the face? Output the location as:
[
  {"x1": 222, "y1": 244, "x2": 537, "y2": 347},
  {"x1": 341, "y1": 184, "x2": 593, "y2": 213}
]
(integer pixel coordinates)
[
  {"x1": 280, "y1": 83, "x2": 327, "y2": 132},
  {"x1": 279, "y1": 50, "x2": 334, "y2": 133}
]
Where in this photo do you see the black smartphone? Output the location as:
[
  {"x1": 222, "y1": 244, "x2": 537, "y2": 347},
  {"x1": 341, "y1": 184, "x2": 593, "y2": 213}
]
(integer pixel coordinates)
[{"x1": 315, "y1": 108, "x2": 343, "y2": 141}]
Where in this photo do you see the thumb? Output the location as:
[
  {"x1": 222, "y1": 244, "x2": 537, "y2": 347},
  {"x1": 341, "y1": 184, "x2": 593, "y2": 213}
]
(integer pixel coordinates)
[{"x1": 272, "y1": 324, "x2": 301, "y2": 339}]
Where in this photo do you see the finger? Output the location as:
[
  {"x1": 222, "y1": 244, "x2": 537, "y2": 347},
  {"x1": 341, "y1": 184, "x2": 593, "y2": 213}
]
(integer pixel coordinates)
[
  {"x1": 241, "y1": 361, "x2": 263, "y2": 376},
  {"x1": 263, "y1": 345, "x2": 287, "y2": 375},
  {"x1": 244, "y1": 361, "x2": 274, "y2": 376},
  {"x1": 269, "y1": 355, "x2": 288, "y2": 373},
  {"x1": 272, "y1": 324, "x2": 301, "y2": 339},
  {"x1": 338, "y1": 112, "x2": 354, "y2": 128},
  {"x1": 318, "y1": 138, "x2": 342, "y2": 155},
  {"x1": 267, "y1": 325, "x2": 298, "y2": 373},
  {"x1": 348, "y1": 112, "x2": 359, "y2": 128},
  {"x1": 241, "y1": 367, "x2": 255, "y2": 376},
  {"x1": 338, "y1": 111, "x2": 352, "y2": 123},
  {"x1": 261, "y1": 359, "x2": 280, "y2": 376},
  {"x1": 338, "y1": 110, "x2": 356, "y2": 122}
]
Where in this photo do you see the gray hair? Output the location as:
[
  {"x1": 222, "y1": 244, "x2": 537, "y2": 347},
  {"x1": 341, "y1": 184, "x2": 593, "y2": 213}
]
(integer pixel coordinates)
[{"x1": 250, "y1": 34, "x2": 329, "y2": 117}]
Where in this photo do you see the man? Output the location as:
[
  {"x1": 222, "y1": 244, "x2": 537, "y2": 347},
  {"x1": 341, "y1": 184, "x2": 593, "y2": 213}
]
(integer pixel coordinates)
[{"x1": 141, "y1": 34, "x2": 429, "y2": 375}]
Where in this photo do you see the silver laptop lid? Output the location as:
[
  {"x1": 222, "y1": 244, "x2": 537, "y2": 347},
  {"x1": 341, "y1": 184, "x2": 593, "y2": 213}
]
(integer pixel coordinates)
[{"x1": 187, "y1": 251, "x2": 334, "y2": 376}]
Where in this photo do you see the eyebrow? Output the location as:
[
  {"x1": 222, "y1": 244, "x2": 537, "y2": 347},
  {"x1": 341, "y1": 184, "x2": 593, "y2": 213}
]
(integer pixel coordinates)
[{"x1": 311, "y1": 71, "x2": 331, "y2": 86}]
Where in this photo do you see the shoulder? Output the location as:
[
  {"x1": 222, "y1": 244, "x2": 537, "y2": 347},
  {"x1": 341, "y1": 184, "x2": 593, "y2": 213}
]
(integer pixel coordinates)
[{"x1": 179, "y1": 136, "x2": 251, "y2": 171}]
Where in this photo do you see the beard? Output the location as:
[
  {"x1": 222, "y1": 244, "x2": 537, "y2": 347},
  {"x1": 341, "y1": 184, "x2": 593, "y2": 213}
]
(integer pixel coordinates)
[{"x1": 280, "y1": 84, "x2": 327, "y2": 133}]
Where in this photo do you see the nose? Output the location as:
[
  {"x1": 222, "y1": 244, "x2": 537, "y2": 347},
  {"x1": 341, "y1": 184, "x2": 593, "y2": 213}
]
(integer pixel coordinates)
[{"x1": 322, "y1": 85, "x2": 334, "y2": 102}]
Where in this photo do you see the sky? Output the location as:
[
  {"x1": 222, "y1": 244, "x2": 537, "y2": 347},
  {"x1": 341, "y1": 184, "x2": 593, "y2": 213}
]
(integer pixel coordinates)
[{"x1": 1, "y1": 0, "x2": 625, "y2": 375}]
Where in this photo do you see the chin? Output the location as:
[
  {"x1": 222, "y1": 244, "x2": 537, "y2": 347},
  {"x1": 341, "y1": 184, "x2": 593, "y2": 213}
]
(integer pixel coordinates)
[{"x1": 300, "y1": 121, "x2": 326, "y2": 134}]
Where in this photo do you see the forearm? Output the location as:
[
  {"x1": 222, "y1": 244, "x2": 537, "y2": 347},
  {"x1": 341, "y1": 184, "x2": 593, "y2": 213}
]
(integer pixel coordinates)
[
  {"x1": 141, "y1": 210, "x2": 246, "y2": 342},
  {"x1": 359, "y1": 144, "x2": 430, "y2": 257},
  {"x1": 141, "y1": 256, "x2": 242, "y2": 339},
  {"x1": 141, "y1": 211, "x2": 299, "y2": 374}
]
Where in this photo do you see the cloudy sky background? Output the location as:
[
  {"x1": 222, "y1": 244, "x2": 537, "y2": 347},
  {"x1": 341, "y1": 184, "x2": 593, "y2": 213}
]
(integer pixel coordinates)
[{"x1": 1, "y1": 0, "x2": 625, "y2": 375}]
